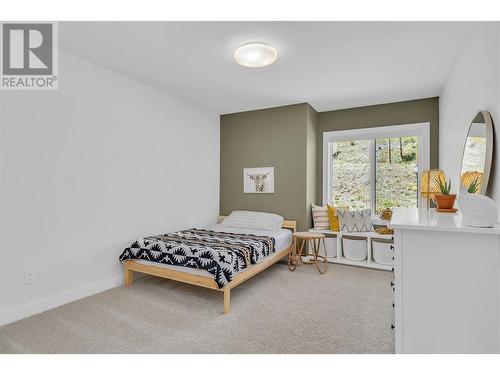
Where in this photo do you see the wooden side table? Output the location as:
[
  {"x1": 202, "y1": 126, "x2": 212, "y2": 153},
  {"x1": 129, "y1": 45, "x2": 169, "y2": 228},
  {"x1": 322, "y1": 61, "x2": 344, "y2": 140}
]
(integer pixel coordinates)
[{"x1": 288, "y1": 231, "x2": 328, "y2": 274}]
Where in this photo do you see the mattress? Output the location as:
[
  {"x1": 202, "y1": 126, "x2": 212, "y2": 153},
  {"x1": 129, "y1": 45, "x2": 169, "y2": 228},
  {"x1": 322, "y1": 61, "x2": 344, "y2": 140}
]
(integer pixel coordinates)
[{"x1": 134, "y1": 224, "x2": 292, "y2": 278}]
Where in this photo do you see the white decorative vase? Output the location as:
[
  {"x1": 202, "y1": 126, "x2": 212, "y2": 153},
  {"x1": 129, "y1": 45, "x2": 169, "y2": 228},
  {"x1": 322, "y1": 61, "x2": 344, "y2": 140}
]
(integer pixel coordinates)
[{"x1": 458, "y1": 185, "x2": 498, "y2": 228}]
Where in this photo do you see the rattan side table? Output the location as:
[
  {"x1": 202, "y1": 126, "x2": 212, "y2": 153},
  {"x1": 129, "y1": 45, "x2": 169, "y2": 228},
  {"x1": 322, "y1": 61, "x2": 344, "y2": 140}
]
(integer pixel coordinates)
[{"x1": 288, "y1": 231, "x2": 328, "y2": 274}]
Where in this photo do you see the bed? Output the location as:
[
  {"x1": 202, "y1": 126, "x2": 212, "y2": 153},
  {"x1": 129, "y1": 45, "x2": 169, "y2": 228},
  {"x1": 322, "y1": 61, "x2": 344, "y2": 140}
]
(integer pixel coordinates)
[{"x1": 119, "y1": 213, "x2": 296, "y2": 314}]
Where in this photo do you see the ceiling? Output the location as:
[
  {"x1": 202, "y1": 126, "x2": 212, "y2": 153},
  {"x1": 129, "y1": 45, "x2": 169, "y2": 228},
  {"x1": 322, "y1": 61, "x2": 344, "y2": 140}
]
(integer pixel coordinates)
[{"x1": 60, "y1": 22, "x2": 474, "y2": 114}]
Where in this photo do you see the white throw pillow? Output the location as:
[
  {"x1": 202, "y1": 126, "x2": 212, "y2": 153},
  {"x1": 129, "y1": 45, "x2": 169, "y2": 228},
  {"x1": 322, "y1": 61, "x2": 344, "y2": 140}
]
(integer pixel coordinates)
[
  {"x1": 311, "y1": 204, "x2": 329, "y2": 230},
  {"x1": 222, "y1": 211, "x2": 284, "y2": 230},
  {"x1": 337, "y1": 209, "x2": 373, "y2": 232}
]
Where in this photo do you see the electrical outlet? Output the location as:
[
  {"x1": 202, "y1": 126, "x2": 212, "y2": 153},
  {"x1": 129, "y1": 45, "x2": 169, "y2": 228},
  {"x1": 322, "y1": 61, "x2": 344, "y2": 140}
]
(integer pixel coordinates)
[{"x1": 24, "y1": 269, "x2": 34, "y2": 285}]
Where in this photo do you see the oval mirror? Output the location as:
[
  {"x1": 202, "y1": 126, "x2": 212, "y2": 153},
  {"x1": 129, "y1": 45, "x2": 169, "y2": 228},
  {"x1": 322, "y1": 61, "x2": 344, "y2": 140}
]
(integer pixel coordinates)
[{"x1": 460, "y1": 111, "x2": 494, "y2": 194}]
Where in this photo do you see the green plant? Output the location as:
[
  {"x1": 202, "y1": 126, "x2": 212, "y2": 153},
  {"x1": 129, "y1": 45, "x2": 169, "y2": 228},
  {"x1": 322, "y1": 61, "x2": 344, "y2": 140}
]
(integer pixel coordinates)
[
  {"x1": 435, "y1": 177, "x2": 452, "y2": 195},
  {"x1": 401, "y1": 151, "x2": 416, "y2": 162},
  {"x1": 467, "y1": 177, "x2": 480, "y2": 194}
]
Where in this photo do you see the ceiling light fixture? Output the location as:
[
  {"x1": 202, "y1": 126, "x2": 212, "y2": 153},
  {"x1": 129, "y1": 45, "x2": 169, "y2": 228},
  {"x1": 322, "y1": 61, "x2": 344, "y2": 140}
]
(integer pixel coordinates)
[{"x1": 234, "y1": 42, "x2": 278, "y2": 68}]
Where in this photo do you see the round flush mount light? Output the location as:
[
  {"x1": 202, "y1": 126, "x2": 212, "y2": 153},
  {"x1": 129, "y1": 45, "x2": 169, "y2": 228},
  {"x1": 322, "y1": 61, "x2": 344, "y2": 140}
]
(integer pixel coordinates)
[{"x1": 234, "y1": 42, "x2": 278, "y2": 68}]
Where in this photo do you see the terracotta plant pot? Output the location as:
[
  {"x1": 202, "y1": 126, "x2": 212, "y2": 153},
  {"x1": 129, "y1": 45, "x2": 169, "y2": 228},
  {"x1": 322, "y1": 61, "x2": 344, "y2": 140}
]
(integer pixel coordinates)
[{"x1": 434, "y1": 194, "x2": 456, "y2": 210}]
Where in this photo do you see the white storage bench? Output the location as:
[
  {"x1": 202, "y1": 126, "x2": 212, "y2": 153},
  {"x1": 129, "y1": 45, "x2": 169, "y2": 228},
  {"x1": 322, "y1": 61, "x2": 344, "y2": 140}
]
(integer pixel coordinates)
[{"x1": 309, "y1": 229, "x2": 393, "y2": 271}]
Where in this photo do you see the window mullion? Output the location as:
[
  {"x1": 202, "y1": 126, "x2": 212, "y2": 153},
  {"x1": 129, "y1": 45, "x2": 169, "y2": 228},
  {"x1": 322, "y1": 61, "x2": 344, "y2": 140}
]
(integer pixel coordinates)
[{"x1": 370, "y1": 139, "x2": 376, "y2": 215}]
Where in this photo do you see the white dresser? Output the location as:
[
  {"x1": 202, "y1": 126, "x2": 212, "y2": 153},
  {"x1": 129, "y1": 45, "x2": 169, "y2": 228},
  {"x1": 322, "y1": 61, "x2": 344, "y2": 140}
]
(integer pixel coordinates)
[{"x1": 390, "y1": 207, "x2": 500, "y2": 353}]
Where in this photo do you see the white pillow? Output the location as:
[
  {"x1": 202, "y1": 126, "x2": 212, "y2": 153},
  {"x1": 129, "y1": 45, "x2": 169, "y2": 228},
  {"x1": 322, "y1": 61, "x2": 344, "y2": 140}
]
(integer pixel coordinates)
[
  {"x1": 311, "y1": 204, "x2": 329, "y2": 230},
  {"x1": 222, "y1": 211, "x2": 284, "y2": 230},
  {"x1": 337, "y1": 209, "x2": 373, "y2": 232}
]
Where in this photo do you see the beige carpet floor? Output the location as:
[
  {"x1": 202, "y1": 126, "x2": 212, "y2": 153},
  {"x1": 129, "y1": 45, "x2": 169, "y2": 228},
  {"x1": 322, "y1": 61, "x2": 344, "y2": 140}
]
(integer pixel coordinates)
[{"x1": 0, "y1": 263, "x2": 394, "y2": 354}]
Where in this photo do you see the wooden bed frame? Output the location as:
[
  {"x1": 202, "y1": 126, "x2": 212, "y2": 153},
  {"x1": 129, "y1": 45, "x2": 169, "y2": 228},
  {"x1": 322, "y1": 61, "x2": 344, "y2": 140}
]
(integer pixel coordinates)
[{"x1": 123, "y1": 216, "x2": 296, "y2": 314}]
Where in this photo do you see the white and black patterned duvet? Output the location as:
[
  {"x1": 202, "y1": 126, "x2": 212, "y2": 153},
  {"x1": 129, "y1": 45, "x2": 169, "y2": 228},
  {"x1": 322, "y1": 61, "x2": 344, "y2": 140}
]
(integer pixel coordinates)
[{"x1": 119, "y1": 229, "x2": 276, "y2": 288}]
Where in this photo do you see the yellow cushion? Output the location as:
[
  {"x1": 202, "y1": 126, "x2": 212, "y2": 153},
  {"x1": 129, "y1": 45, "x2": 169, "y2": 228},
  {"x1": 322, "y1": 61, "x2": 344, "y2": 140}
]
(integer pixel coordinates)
[{"x1": 327, "y1": 205, "x2": 349, "y2": 231}]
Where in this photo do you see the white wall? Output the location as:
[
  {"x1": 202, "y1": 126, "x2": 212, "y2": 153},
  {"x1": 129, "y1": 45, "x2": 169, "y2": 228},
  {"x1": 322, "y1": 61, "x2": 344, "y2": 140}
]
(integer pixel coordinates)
[
  {"x1": 0, "y1": 50, "x2": 220, "y2": 324},
  {"x1": 440, "y1": 23, "x2": 500, "y2": 216}
]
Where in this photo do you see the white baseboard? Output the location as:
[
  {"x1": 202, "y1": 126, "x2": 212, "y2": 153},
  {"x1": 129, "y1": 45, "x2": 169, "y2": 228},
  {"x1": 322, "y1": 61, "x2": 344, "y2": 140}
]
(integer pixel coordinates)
[{"x1": 0, "y1": 274, "x2": 123, "y2": 326}]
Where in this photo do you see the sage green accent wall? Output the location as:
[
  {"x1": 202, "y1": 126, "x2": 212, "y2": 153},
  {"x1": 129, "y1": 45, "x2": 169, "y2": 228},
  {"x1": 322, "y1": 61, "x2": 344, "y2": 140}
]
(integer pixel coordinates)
[
  {"x1": 316, "y1": 97, "x2": 440, "y2": 203},
  {"x1": 220, "y1": 103, "x2": 316, "y2": 231}
]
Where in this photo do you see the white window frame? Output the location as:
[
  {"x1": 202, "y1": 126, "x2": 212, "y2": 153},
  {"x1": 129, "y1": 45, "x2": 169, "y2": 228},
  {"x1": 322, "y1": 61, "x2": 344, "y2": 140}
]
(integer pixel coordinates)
[{"x1": 322, "y1": 123, "x2": 430, "y2": 216}]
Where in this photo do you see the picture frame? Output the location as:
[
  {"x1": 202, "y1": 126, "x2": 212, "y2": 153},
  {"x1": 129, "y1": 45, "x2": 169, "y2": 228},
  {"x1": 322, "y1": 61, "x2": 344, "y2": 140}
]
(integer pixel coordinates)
[{"x1": 243, "y1": 167, "x2": 274, "y2": 193}]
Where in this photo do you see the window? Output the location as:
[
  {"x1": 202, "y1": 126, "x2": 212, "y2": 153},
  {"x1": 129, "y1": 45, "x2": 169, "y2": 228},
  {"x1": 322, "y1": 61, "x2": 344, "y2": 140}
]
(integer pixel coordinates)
[
  {"x1": 323, "y1": 123, "x2": 430, "y2": 215},
  {"x1": 331, "y1": 139, "x2": 371, "y2": 210}
]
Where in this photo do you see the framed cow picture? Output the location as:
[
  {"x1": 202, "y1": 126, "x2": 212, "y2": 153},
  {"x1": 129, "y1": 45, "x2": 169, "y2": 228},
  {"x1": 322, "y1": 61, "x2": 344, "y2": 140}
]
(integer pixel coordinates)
[{"x1": 243, "y1": 167, "x2": 274, "y2": 193}]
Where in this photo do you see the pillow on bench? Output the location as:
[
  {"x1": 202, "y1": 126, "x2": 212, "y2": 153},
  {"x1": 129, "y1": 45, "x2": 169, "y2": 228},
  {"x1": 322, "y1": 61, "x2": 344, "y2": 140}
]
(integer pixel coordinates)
[
  {"x1": 337, "y1": 209, "x2": 373, "y2": 232},
  {"x1": 311, "y1": 204, "x2": 329, "y2": 230},
  {"x1": 327, "y1": 205, "x2": 349, "y2": 231}
]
